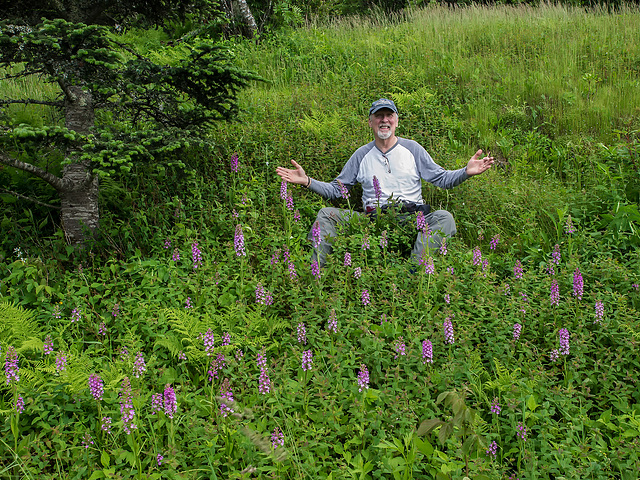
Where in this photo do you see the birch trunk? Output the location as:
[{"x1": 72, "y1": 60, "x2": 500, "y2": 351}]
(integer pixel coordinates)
[{"x1": 59, "y1": 86, "x2": 99, "y2": 246}]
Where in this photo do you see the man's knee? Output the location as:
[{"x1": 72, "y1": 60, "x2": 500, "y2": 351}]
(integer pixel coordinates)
[{"x1": 429, "y1": 209, "x2": 456, "y2": 237}]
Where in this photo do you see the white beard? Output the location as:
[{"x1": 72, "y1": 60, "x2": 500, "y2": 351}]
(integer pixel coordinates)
[{"x1": 377, "y1": 128, "x2": 392, "y2": 140}]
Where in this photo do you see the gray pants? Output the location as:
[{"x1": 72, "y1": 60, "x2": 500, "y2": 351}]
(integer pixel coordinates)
[{"x1": 308, "y1": 206, "x2": 456, "y2": 266}]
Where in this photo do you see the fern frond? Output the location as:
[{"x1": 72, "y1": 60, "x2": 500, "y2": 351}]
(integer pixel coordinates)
[
  {"x1": 17, "y1": 337, "x2": 45, "y2": 354},
  {"x1": 485, "y1": 358, "x2": 521, "y2": 393},
  {"x1": 0, "y1": 301, "x2": 42, "y2": 346}
]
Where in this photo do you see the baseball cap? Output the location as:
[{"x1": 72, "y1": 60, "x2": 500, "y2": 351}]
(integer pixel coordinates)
[{"x1": 369, "y1": 98, "x2": 398, "y2": 115}]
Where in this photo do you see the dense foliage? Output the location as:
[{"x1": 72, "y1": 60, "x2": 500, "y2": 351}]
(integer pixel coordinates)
[{"x1": 1, "y1": 4, "x2": 640, "y2": 480}]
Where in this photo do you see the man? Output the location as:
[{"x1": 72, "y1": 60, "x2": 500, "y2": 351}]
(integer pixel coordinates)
[{"x1": 275, "y1": 98, "x2": 494, "y2": 266}]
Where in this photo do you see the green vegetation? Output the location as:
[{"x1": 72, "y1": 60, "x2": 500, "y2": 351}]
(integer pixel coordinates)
[{"x1": 1, "y1": 4, "x2": 640, "y2": 479}]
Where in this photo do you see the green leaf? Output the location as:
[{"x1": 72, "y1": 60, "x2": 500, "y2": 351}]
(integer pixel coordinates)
[
  {"x1": 417, "y1": 418, "x2": 444, "y2": 436},
  {"x1": 414, "y1": 436, "x2": 434, "y2": 457},
  {"x1": 101, "y1": 450, "x2": 110, "y2": 468}
]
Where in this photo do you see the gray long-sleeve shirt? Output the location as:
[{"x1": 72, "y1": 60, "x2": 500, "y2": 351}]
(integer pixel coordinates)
[{"x1": 308, "y1": 137, "x2": 470, "y2": 209}]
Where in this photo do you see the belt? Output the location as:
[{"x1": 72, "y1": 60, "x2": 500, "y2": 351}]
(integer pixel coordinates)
[{"x1": 365, "y1": 202, "x2": 430, "y2": 215}]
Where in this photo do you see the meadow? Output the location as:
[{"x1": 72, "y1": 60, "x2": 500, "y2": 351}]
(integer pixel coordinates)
[{"x1": 1, "y1": 4, "x2": 640, "y2": 479}]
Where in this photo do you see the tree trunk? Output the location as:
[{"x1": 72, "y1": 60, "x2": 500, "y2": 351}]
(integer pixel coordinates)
[
  {"x1": 234, "y1": 0, "x2": 258, "y2": 37},
  {"x1": 60, "y1": 86, "x2": 99, "y2": 246}
]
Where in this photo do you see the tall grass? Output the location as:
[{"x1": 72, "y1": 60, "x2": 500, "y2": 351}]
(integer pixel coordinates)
[{"x1": 234, "y1": 3, "x2": 640, "y2": 140}]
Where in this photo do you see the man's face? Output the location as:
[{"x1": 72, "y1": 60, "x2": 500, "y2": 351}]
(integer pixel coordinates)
[{"x1": 368, "y1": 108, "x2": 398, "y2": 141}]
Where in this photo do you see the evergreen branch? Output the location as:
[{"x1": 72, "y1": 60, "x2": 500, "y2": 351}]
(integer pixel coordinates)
[{"x1": 0, "y1": 188, "x2": 61, "y2": 209}]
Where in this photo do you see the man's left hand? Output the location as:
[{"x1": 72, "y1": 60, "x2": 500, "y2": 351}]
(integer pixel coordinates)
[{"x1": 466, "y1": 150, "x2": 494, "y2": 176}]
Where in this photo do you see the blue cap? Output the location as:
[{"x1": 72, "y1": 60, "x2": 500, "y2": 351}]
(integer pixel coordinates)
[{"x1": 369, "y1": 98, "x2": 398, "y2": 115}]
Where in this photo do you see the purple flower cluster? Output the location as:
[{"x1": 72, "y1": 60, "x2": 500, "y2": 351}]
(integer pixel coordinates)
[
  {"x1": 164, "y1": 384, "x2": 177, "y2": 419},
  {"x1": 325, "y1": 310, "x2": 338, "y2": 334},
  {"x1": 222, "y1": 332, "x2": 231, "y2": 346},
  {"x1": 516, "y1": 422, "x2": 528, "y2": 441},
  {"x1": 203, "y1": 329, "x2": 215, "y2": 356},
  {"x1": 101, "y1": 416, "x2": 112, "y2": 434},
  {"x1": 337, "y1": 180, "x2": 350, "y2": 199},
  {"x1": 594, "y1": 301, "x2": 604, "y2": 324},
  {"x1": 230, "y1": 153, "x2": 239, "y2": 173},
  {"x1": 550, "y1": 349, "x2": 560, "y2": 362},
  {"x1": 271, "y1": 427, "x2": 285, "y2": 449},
  {"x1": 513, "y1": 323, "x2": 522, "y2": 340},
  {"x1": 43, "y1": 335, "x2": 54, "y2": 355},
  {"x1": 297, "y1": 323, "x2": 307, "y2": 345},
  {"x1": 551, "y1": 244, "x2": 561, "y2": 265},
  {"x1": 287, "y1": 260, "x2": 298, "y2": 281},
  {"x1": 220, "y1": 378, "x2": 234, "y2": 417},
  {"x1": 82, "y1": 433, "x2": 94, "y2": 449},
  {"x1": 490, "y1": 234, "x2": 500, "y2": 250},
  {"x1": 573, "y1": 268, "x2": 584, "y2": 299},
  {"x1": 353, "y1": 267, "x2": 362, "y2": 279},
  {"x1": 16, "y1": 395, "x2": 24, "y2": 414},
  {"x1": 311, "y1": 259, "x2": 321, "y2": 280},
  {"x1": 361, "y1": 289, "x2": 371, "y2": 306},
  {"x1": 185, "y1": 297, "x2": 193, "y2": 309},
  {"x1": 88, "y1": 374, "x2": 104, "y2": 401},
  {"x1": 443, "y1": 317, "x2": 455, "y2": 345},
  {"x1": 490, "y1": 398, "x2": 501, "y2": 415},
  {"x1": 481, "y1": 258, "x2": 489, "y2": 276},
  {"x1": 372, "y1": 175, "x2": 382, "y2": 202},
  {"x1": 311, "y1": 221, "x2": 321, "y2": 249},
  {"x1": 550, "y1": 279, "x2": 560, "y2": 306},
  {"x1": 444, "y1": 293, "x2": 450, "y2": 304},
  {"x1": 151, "y1": 393, "x2": 163, "y2": 415},
  {"x1": 422, "y1": 340, "x2": 433, "y2": 364},
  {"x1": 119, "y1": 377, "x2": 137, "y2": 435},
  {"x1": 71, "y1": 307, "x2": 81, "y2": 323},
  {"x1": 513, "y1": 260, "x2": 523, "y2": 280},
  {"x1": 257, "y1": 349, "x2": 271, "y2": 394},
  {"x1": 133, "y1": 351, "x2": 146, "y2": 378},
  {"x1": 280, "y1": 180, "x2": 288, "y2": 200},
  {"x1": 565, "y1": 215, "x2": 575, "y2": 234},
  {"x1": 301, "y1": 350, "x2": 313, "y2": 371},
  {"x1": 357, "y1": 364, "x2": 370, "y2": 392},
  {"x1": 255, "y1": 283, "x2": 274, "y2": 305},
  {"x1": 172, "y1": 248, "x2": 180, "y2": 262},
  {"x1": 394, "y1": 337, "x2": 406, "y2": 359},
  {"x1": 439, "y1": 238, "x2": 447, "y2": 255},
  {"x1": 486, "y1": 440, "x2": 498, "y2": 457},
  {"x1": 192, "y1": 242, "x2": 203, "y2": 269},
  {"x1": 55, "y1": 351, "x2": 67, "y2": 373},
  {"x1": 286, "y1": 194, "x2": 294, "y2": 211},
  {"x1": 380, "y1": 230, "x2": 388, "y2": 249},
  {"x1": 344, "y1": 252, "x2": 352, "y2": 267},
  {"x1": 416, "y1": 212, "x2": 427, "y2": 233},
  {"x1": 472, "y1": 247, "x2": 482, "y2": 266},
  {"x1": 208, "y1": 354, "x2": 226, "y2": 382},
  {"x1": 234, "y1": 225, "x2": 246, "y2": 257},
  {"x1": 558, "y1": 328, "x2": 570, "y2": 355},
  {"x1": 361, "y1": 234, "x2": 370, "y2": 250},
  {"x1": 424, "y1": 256, "x2": 435, "y2": 275}
]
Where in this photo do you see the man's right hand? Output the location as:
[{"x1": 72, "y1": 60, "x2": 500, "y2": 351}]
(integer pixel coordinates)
[{"x1": 276, "y1": 160, "x2": 309, "y2": 186}]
